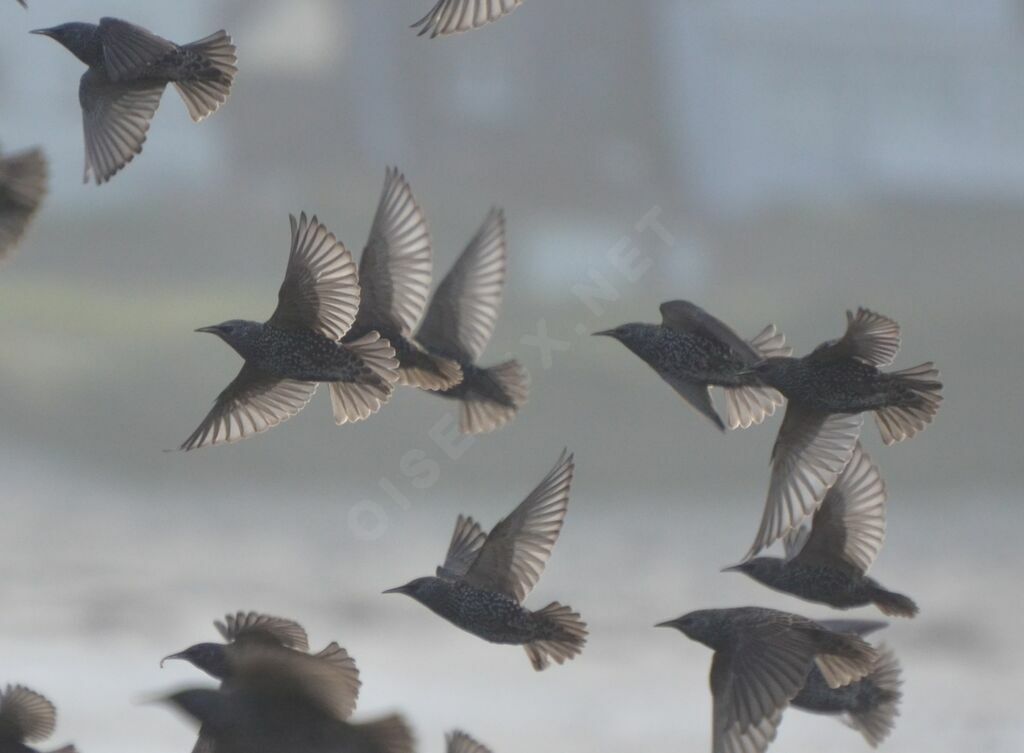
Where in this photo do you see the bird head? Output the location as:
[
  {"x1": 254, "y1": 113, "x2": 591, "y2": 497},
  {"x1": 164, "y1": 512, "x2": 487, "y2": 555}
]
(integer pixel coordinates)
[
  {"x1": 161, "y1": 642, "x2": 229, "y2": 679},
  {"x1": 721, "y1": 557, "x2": 782, "y2": 583},
  {"x1": 383, "y1": 577, "x2": 438, "y2": 603},
  {"x1": 655, "y1": 609, "x2": 723, "y2": 649},
  {"x1": 30, "y1": 23, "x2": 97, "y2": 62},
  {"x1": 195, "y1": 320, "x2": 262, "y2": 358},
  {"x1": 592, "y1": 323, "x2": 648, "y2": 348}
]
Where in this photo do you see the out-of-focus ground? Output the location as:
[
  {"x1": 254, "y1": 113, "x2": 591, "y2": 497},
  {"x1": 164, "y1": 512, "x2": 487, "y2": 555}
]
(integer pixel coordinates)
[{"x1": 1, "y1": 1, "x2": 1022, "y2": 752}]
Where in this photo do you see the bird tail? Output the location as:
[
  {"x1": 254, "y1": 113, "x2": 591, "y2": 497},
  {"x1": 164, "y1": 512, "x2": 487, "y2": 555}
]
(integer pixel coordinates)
[
  {"x1": 330, "y1": 332, "x2": 400, "y2": 424},
  {"x1": 398, "y1": 344, "x2": 463, "y2": 391},
  {"x1": 874, "y1": 362, "x2": 943, "y2": 445},
  {"x1": 524, "y1": 602, "x2": 588, "y2": 671},
  {"x1": 458, "y1": 360, "x2": 529, "y2": 435},
  {"x1": 844, "y1": 645, "x2": 902, "y2": 747},
  {"x1": 174, "y1": 30, "x2": 238, "y2": 122},
  {"x1": 722, "y1": 324, "x2": 790, "y2": 430},
  {"x1": 355, "y1": 714, "x2": 415, "y2": 753},
  {"x1": 869, "y1": 584, "x2": 919, "y2": 618},
  {"x1": 811, "y1": 631, "x2": 879, "y2": 688}
]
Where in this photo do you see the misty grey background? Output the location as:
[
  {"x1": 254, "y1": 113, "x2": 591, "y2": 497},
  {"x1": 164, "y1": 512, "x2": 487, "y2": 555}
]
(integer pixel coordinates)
[{"x1": 1, "y1": 1, "x2": 1022, "y2": 752}]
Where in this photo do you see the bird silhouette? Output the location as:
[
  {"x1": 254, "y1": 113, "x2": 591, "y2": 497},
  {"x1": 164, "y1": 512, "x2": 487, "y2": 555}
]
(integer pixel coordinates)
[
  {"x1": 341, "y1": 168, "x2": 462, "y2": 392},
  {"x1": 413, "y1": 0, "x2": 523, "y2": 37},
  {"x1": 385, "y1": 450, "x2": 586, "y2": 670},
  {"x1": 747, "y1": 308, "x2": 942, "y2": 556},
  {"x1": 0, "y1": 685, "x2": 77, "y2": 753},
  {"x1": 656, "y1": 607, "x2": 879, "y2": 753},
  {"x1": 595, "y1": 300, "x2": 791, "y2": 431},
  {"x1": 0, "y1": 146, "x2": 47, "y2": 262},
  {"x1": 416, "y1": 208, "x2": 529, "y2": 434},
  {"x1": 32, "y1": 18, "x2": 236, "y2": 184},
  {"x1": 180, "y1": 213, "x2": 400, "y2": 450},
  {"x1": 446, "y1": 730, "x2": 491, "y2": 753},
  {"x1": 727, "y1": 444, "x2": 918, "y2": 617}
]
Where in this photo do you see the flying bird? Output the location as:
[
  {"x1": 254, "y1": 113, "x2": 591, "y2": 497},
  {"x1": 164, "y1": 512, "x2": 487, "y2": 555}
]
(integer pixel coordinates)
[
  {"x1": 413, "y1": 0, "x2": 523, "y2": 37},
  {"x1": 792, "y1": 620, "x2": 904, "y2": 747},
  {"x1": 656, "y1": 606, "x2": 879, "y2": 753},
  {"x1": 747, "y1": 308, "x2": 942, "y2": 556},
  {"x1": 180, "y1": 213, "x2": 400, "y2": 450},
  {"x1": 14, "y1": 1, "x2": 27, "y2": 9},
  {"x1": 32, "y1": 17, "x2": 236, "y2": 184},
  {"x1": 341, "y1": 168, "x2": 462, "y2": 392},
  {"x1": 595, "y1": 300, "x2": 791, "y2": 431},
  {"x1": 385, "y1": 450, "x2": 586, "y2": 670},
  {"x1": 416, "y1": 208, "x2": 529, "y2": 434},
  {"x1": 727, "y1": 444, "x2": 918, "y2": 617},
  {"x1": 446, "y1": 730, "x2": 492, "y2": 753},
  {"x1": 0, "y1": 147, "x2": 47, "y2": 262},
  {"x1": 0, "y1": 685, "x2": 77, "y2": 753}
]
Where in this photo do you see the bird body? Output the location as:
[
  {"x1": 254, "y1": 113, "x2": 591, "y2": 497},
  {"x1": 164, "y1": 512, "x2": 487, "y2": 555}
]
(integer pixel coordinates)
[
  {"x1": 597, "y1": 301, "x2": 791, "y2": 431},
  {"x1": 33, "y1": 18, "x2": 237, "y2": 184},
  {"x1": 386, "y1": 451, "x2": 586, "y2": 670}
]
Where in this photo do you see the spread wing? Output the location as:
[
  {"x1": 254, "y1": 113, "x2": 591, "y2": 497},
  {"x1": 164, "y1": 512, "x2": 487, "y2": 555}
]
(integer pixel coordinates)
[
  {"x1": 659, "y1": 300, "x2": 760, "y2": 361},
  {"x1": 809, "y1": 308, "x2": 901, "y2": 367},
  {"x1": 79, "y1": 69, "x2": 165, "y2": 185},
  {"x1": 267, "y1": 213, "x2": 360, "y2": 340},
  {"x1": 180, "y1": 364, "x2": 318, "y2": 451},
  {"x1": 214, "y1": 612, "x2": 310, "y2": 651},
  {"x1": 785, "y1": 443, "x2": 886, "y2": 574},
  {"x1": 412, "y1": 0, "x2": 524, "y2": 37},
  {"x1": 0, "y1": 147, "x2": 47, "y2": 259},
  {"x1": 461, "y1": 450, "x2": 574, "y2": 602},
  {"x1": 416, "y1": 208, "x2": 506, "y2": 363},
  {"x1": 746, "y1": 406, "x2": 863, "y2": 557},
  {"x1": 436, "y1": 515, "x2": 488, "y2": 580},
  {"x1": 446, "y1": 730, "x2": 493, "y2": 753},
  {"x1": 0, "y1": 685, "x2": 57, "y2": 743},
  {"x1": 97, "y1": 17, "x2": 177, "y2": 82},
  {"x1": 355, "y1": 167, "x2": 432, "y2": 336}
]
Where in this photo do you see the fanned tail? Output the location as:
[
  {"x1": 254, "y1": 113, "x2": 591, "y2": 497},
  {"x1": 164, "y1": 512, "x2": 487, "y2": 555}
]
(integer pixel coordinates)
[
  {"x1": 874, "y1": 362, "x2": 943, "y2": 445},
  {"x1": 330, "y1": 332, "x2": 399, "y2": 424},
  {"x1": 524, "y1": 602, "x2": 588, "y2": 672},
  {"x1": 723, "y1": 324, "x2": 791, "y2": 430},
  {"x1": 175, "y1": 30, "x2": 238, "y2": 122},
  {"x1": 355, "y1": 713, "x2": 415, "y2": 753},
  {"x1": 459, "y1": 359, "x2": 529, "y2": 435},
  {"x1": 869, "y1": 585, "x2": 919, "y2": 618},
  {"x1": 844, "y1": 645, "x2": 902, "y2": 747},
  {"x1": 398, "y1": 346, "x2": 463, "y2": 391}
]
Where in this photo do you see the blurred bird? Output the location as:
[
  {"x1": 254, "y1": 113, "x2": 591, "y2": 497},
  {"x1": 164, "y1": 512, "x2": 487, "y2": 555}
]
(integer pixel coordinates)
[
  {"x1": 0, "y1": 147, "x2": 47, "y2": 262},
  {"x1": 595, "y1": 300, "x2": 791, "y2": 431},
  {"x1": 747, "y1": 308, "x2": 942, "y2": 556},
  {"x1": 726, "y1": 444, "x2": 919, "y2": 617},
  {"x1": 656, "y1": 606, "x2": 879, "y2": 753},
  {"x1": 385, "y1": 450, "x2": 587, "y2": 670},
  {"x1": 792, "y1": 620, "x2": 904, "y2": 747},
  {"x1": 413, "y1": 0, "x2": 522, "y2": 37},
  {"x1": 31, "y1": 17, "x2": 236, "y2": 184},
  {"x1": 446, "y1": 730, "x2": 491, "y2": 753},
  {"x1": 0, "y1": 685, "x2": 77, "y2": 753},
  {"x1": 180, "y1": 213, "x2": 400, "y2": 450},
  {"x1": 416, "y1": 209, "x2": 529, "y2": 434},
  {"x1": 163, "y1": 643, "x2": 413, "y2": 753},
  {"x1": 341, "y1": 168, "x2": 462, "y2": 392},
  {"x1": 14, "y1": 1, "x2": 27, "y2": 9}
]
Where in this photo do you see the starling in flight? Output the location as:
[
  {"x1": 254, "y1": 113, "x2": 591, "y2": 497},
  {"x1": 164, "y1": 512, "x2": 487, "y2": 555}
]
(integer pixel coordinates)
[
  {"x1": 413, "y1": 0, "x2": 523, "y2": 38},
  {"x1": 385, "y1": 450, "x2": 587, "y2": 670},
  {"x1": 747, "y1": 308, "x2": 942, "y2": 556},
  {"x1": 341, "y1": 168, "x2": 463, "y2": 392},
  {"x1": 446, "y1": 730, "x2": 492, "y2": 753},
  {"x1": 656, "y1": 606, "x2": 879, "y2": 753},
  {"x1": 595, "y1": 300, "x2": 792, "y2": 431},
  {"x1": 180, "y1": 213, "x2": 400, "y2": 450},
  {"x1": 792, "y1": 620, "x2": 904, "y2": 747},
  {"x1": 162, "y1": 639, "x2": 413, "y2": 753},
  {"x1": 0, "y1": 147, "x2": 47, "y2": 262},
  {"x1": 0, "y1": 685, "x2": 77, "y2": 753},
  {"x1": 416, "y1": 208, "x2": 529, "y2": 434},
  {"x1": 726, "y1": 444, "x2": 919, "y2": 617},
  {"x1": 32, "y1": 18, "x2": 237, "y2": 184}
]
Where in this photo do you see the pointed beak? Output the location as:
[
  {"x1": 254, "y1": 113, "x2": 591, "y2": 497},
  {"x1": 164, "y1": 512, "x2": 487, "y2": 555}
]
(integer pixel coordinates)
[
  {"x1": 592, "y1": 329, "x2": 617, "y2": 338},
  {"x1": 654, "y1": 619, "x2": 679, "y2": 629},
  {"x1": 382, "y1": 584, "x2": 409, "y2": 595},
  {"x1": 160, "y1": 651, "x2": 188, "y2": 668},
  {"x1": 30, "y1": 28, "x2": 55, "y2": 37},
  {"x1": 720, "y1": 562, "x2": 744, "y2": 573},
  {"x1": 194, "y1": 325, "x2": 220, "y2": 335}
]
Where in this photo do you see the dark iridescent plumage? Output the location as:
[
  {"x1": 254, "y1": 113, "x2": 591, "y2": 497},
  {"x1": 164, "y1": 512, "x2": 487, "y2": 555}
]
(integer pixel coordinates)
[
  {"x1": 32, "y1": 18, "x2": 237, "y2": 184},
  {"x1": 597, "y1": 300, "x2": 791, "y2": 431},
  {"x1": 386, "y1": 451, "x2": 586, "y2": 670}
]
